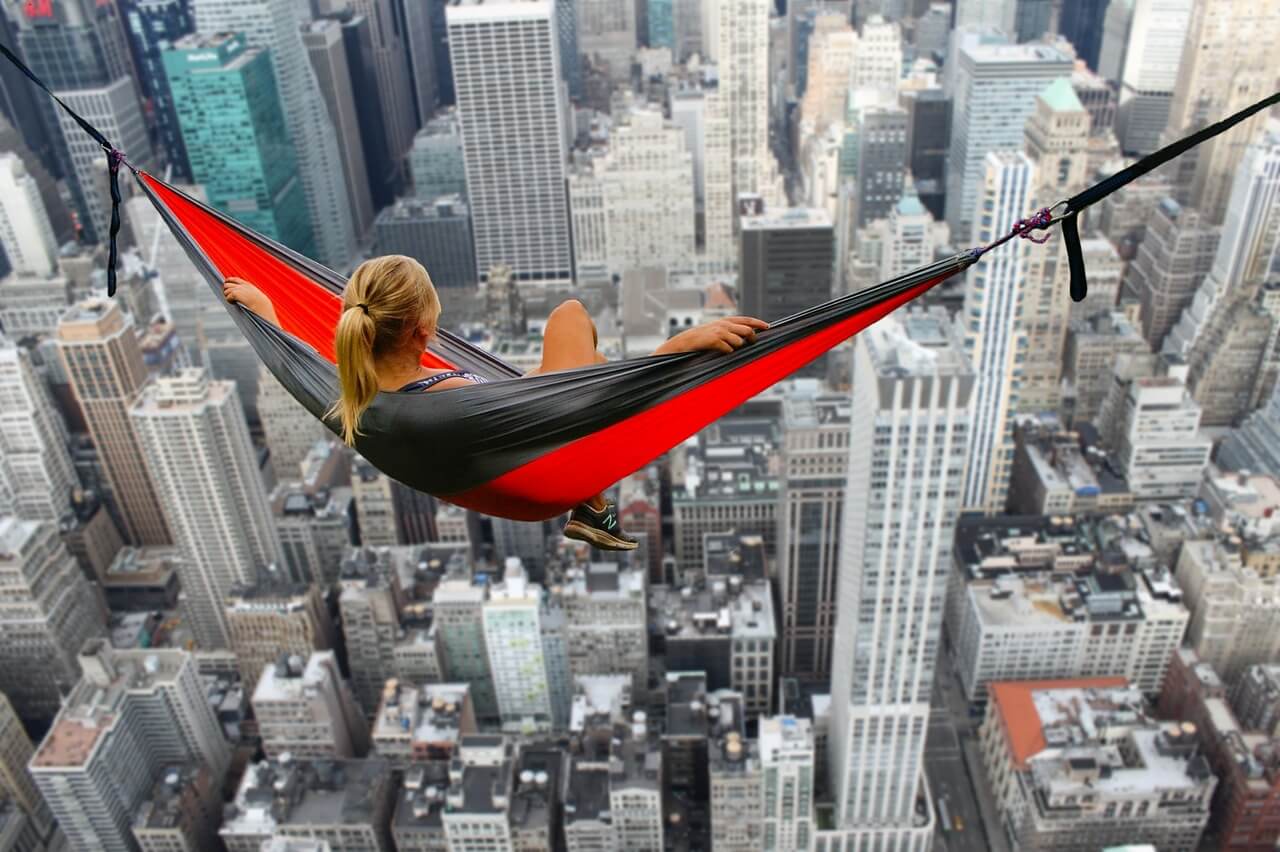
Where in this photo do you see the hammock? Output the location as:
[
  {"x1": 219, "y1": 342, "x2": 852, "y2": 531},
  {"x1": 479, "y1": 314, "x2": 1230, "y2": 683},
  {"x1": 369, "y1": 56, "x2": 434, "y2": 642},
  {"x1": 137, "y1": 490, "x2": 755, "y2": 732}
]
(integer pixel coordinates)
[{"x1": 3, "y1": 43, "x2": 1274, "y2": 520}]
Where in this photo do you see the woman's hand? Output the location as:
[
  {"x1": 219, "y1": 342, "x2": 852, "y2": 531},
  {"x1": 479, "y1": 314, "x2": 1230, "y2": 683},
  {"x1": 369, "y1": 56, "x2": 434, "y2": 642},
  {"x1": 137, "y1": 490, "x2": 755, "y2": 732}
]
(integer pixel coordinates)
[
  {"x1": 653, "y1": 316, "x2": 770, "y2": 356},
  {"x1": 223, "y1": 277, "x2": 280, "y2": 327}
]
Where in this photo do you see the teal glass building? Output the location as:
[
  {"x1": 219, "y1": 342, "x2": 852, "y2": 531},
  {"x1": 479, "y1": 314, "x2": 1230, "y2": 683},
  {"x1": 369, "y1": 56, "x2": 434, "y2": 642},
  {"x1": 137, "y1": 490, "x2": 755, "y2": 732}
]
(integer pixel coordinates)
[{"x1": 163, "y1": 33, "x2": 315, "y2": 258}]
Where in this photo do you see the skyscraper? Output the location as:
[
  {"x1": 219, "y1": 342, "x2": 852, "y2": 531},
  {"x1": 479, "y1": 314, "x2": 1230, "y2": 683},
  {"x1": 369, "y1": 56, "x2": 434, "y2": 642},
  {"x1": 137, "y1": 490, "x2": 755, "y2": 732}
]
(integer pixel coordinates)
[
  {"x1": 130, "y1": 368, "x2": 283, "y2": 649},
  {"x1": 347, "y1": 0, "x2": 418, "y2": 180},
  {"x1": 576, "y1": 0, "x2": 638, "y2": 82},
  {"x1": 953, "y1": 0, "x2": 1016, "y2": 33},
  {"x1": 117, "y1": 0, "x2": 194, "y2": 182},
  {"x1": 1123, "y1": 198, "x2": 1220, "y2": 350},
  {"x1": 1165, "y1": 0, "x2": 1280, "y2": 225},
  {"x1": 410, "y1": 110, "x2": 466, "y2": 200},
  {"x1": 760, "y1": 716, "x2": 815, "y2": 852},
  {"x1": 0, "y1": 338, "x2": 78, "y2": 523},
  {"x1": 192, "y1": 0, "x2": 357, "y2": 269},
  {"x1": 1056, "y1": 0, "x2": 1109, "y2": 69},
  {"x1": 1111, "y1": 0, "x2": 1193, "y2": 155},
  {"x1": 57, "y1": 299, "x2": 171, "y2": 546},
  {"x1": 739, "y1": 207, "x2": 835, "y2": 322},
  {"x1": 0, "y1": 518, "x2": 105, "y2": 722},
  {"x1": 447, "y1": 0, "x2": 572, "y2": 287},
  {"x1": 483, "y1": 559, "x2": 562, "y2": 732},
  {"x1": 708, "y1": 0, "x2": 777, "y2": 205},
  {"x1": 164, "y1": 33, "x2": 315, "y2": 258},
  {"x1": 944, "y1": 33, "x2": 1071, "y2": 243},
  {"x1": 399, "y1": 0, "x2": 440, "y2": 125},
  {"x1": 252, "y1": 651, "x2": 368, "y2": 760},
  {"x1": 302, "y1": 20, "x2": 375, "y2": 242},
  {"x1": 0, "y1": 692, "x2": 53, "y2": 841},
  {"x1": 825, "y1": 308, "x2": 972, "y2": 849},
  {"x1": 29, "y1": 641, "x2": 230, "y2": 852},
  {"x1": 961, "y1": 151, "x2": 1034, "y2": 515},
  {"x1": 10, "y1": 0, "x2": 153, "y2": 243},
  {"x1": 0, "y1": 154, "x2": 58, "y2": 279}
]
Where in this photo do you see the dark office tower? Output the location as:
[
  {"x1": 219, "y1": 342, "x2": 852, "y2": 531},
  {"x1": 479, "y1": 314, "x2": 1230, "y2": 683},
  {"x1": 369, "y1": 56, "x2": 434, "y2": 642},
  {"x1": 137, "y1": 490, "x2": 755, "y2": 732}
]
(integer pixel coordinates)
[
  {"x1": 556, "y1": 0, "x2": 583, "y2": 100},
  {"x1": 338, "y1": 14, "x2": 398, "y2": 208},
  {"x1": 347, "y1": 0, "x2": 417, "y2": 185},
  {"x1": 1057, "y1": 0, "x2": 1109, "y2": 69},
  {"x1": 901, "y1": 87, "x2": 949, "y2": 220},
  {"x1": 428, "y1": 0, "x2": 454, "y2": 104},
  {"x1": 373, "y1": 196, "x2": 477, "y2": 289},
  {"x1": 11, "y1": 0, "x2": 152, "y2": 244},
  {"x1": 740, "y1": 209, "x2": 834, "y2": 376},
  {"x1": 0, "y1": 10, "x2": 55, "y2": 177},
  {"x1": 303, "y1": 19, "x2": 375, "y2": 241},
  {"x1": 118, "y1": 0, "x2": 194, "y2": 182},
  {"x1": 850, "y1": 104, "x2": 907, "y2": 229},
  {"x1": 1014, "y1": 0, "x2": 1058, "y2": 42},
  {"x1": 399, "y1": 0, "x2": 439, "y2": 126}
]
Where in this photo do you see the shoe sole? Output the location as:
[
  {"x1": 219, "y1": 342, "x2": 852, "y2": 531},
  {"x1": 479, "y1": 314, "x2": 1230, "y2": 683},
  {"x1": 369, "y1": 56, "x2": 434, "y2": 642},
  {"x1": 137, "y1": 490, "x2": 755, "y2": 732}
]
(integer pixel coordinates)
[{"x1": 563, "y1": 520, "x2": 639, "y2": 551}]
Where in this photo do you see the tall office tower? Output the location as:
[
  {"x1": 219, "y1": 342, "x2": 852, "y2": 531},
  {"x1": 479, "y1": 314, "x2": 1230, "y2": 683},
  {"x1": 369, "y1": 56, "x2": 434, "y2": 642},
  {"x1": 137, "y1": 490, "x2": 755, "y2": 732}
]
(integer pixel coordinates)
[
  {"x1": 901, "y1": 85, "x2": 950, "y2": 219},
  {"x1": 1018, "y1": 78, "x2": 1090, "y2": 414},
  {"x1": 193, "y1": 0, "x2": 356, "y2": 270},
  {"x1": 253, "y1": 651, "x2": 369, "y2": 760},
  {"x1": 337, "y1": 554, "x2": 402, "y2": 715},
  {"x1": 0, "y1": 519, "x2": 103, "y2": 722},
  {"x1": 57, "y1": 299, "x2": 170, "y2": 546},
  {"x1": 671, "y1": 0, "x2": 704, "y2": 61},
  {"x1": 761, "y1": 716, "x2": 815, "y2": 852},
  {"x1": 847, "y1": 101, "x2": 908, "y2": 229},
  {"x1": 10, "y1": 0, "x2": 153, "y2": 243},
  {"x1": 346, "y1": 0, "x2": 418, "y2": 175},
  {"x1": 0, "y1": 693, "x2": 52, "y2": 841},
  {"x1": 708, "y1": 0, "x2": 775, "y2": 204},
  {"x1": 322, "y1": 12, "x2": 397, "y2": 211},
  {"x1": 118, "y1": 0, "x2": 194, "y2": 182},
  {"x1": 433, "y1": 576, "x2": 498, "y2": 724},
  {"x1": 483, "y1": 559, "x2": 562, "y2": 732},
  {"x1": 30, "y1": 641, "x2": 230, "y2": 852},
  {"x1": 576, "y1": 0, "x2": 637, "y2": 82},
  {"x1": 954, "y1": 0, "x2": 1015, "y2": 33},
  {"x1": 944, "y1": 34, "x2": 1072, "y2": 243},
  {"x1": 411, "y1": 111, "x2": 466, "y2": 200},
  {"x1": 258, "y1": 367, "x2": 329, "y2": 480},
  {"x1": 164, "y1": 34, "x2": 316, "y2": 257},
  {"x1": 1108, "y1": 0, "x2": 1193, "y2": 155},
  {"x1": 1176, "y1": 124, "x2": 1280, "y2": 426},
  {"x1": 826, "y1": 308, "x2": 972, "y2": 847},
  {"x1": 852, "y1": 14, "x2": 901, "y2": 97},
  {"x1": 961, "y1": 152, "x2": 1033, "y2": 514},
  {"x1": 778, "y1": 389, "x2": 849, "y2": 681},
  {"x1": 0, "y1": 154, "x2": 58, "y2": 279},
  {"x1": 1123, "y1": 199, "x2": 1220, "y2": 350},
  {"x1": 856, "y1": 179, "x2": 950, "y2": 283},
  {"x1": 1056, "y1": 0, "x2": 1108, "y2": 68},
  {"x1": 350, "y1": 459, "x2": 398, "y2": 547},
  {"x1": 1113, "y1": 364, "x2": 1212, "y2": 500},
  {"x1": 567, "y1": 105, "x2": 696, "y2": 277},
  {"x1": 740, "y1": 208, "x2": 835, "y2": 321},
  {"x1": 552, "y1": 0, "x2": 582, "y2": 100},
  {"x1": 669, "y1": 81, "x2": 735, "y2": 269},
  {"x1": 1166, "y1": 0, "x2": 1280, "y2": 225},
  {"x1": 447, "y1": 0, "x2": 572, "y2": 288},
  {"x1": 226, "y1": 580, "x2": 333, "y2": 688},
  {"x1": 374, "y1": 197, "x2": 478, "y2": 288},
  {"x1": 799, "y1": 14, "x2": 856, "y2": 132},
  {"x1": 130, "y1": 369, "x2": 283, "y2": 649},
  {"x1": 400, "y1": 0, "x2": 439, "y2": 125},
  {"x1": 647, "y1": 0, "x2": 673, "y2": 48},
  {"x1": 0, "y1": 340, "x2": 77, "y2": 523},
  {"x1": 302, "y1": 20, "x2": 375, "y2": 242}
]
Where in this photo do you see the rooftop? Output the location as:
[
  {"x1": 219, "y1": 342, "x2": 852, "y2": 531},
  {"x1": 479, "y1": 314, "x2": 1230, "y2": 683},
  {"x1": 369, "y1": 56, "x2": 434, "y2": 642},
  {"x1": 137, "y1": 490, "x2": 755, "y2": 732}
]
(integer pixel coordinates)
[
  {"x1": 651, "y1": 577, "x2": 776, "y2": 641},
  {"x1": 223, "y1": 758, "x2": 390, "y2": 835}
]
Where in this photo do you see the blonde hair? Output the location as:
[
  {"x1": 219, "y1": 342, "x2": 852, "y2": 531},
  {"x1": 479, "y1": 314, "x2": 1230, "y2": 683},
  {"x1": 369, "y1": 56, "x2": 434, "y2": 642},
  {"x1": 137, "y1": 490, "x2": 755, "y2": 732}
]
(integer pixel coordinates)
[{"x1": 327, "y1": 255, "x2": 440, "y2": 446}]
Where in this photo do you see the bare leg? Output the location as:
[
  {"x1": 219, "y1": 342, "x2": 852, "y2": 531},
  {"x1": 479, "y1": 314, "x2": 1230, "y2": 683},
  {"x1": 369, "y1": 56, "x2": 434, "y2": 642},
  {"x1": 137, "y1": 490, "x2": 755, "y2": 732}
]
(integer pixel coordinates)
[{"x1": 531, "y1": 300, "x2": 608, "y2": 510}]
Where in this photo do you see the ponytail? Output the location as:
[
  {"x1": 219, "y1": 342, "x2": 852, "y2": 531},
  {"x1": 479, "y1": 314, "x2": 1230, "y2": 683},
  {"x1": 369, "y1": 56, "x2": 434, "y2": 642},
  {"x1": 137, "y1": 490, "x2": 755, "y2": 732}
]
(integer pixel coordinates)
[
  {"x1": 328, "y1": 305, "x2": 380, "y2": 446},
  {"x1": 326, "y1": 255, "x2": 440, "y2": 447}
]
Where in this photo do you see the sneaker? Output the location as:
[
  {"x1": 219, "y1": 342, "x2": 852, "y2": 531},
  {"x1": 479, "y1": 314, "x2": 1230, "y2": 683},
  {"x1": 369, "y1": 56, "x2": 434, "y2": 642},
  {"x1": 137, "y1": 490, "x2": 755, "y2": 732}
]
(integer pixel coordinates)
[{"x1": 563, "y1": 501, "x2": 638, "y2": 551}]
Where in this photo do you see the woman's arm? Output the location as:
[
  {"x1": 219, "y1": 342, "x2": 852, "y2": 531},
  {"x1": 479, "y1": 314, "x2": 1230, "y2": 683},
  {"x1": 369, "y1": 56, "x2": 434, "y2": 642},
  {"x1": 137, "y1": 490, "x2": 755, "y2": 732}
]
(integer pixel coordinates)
[
  {"x1": 223, "y1": 277, "x2": 281, "y2": 328},
  {"x1": 653, "y1": 316, "x2": 770, "y2": 356}
]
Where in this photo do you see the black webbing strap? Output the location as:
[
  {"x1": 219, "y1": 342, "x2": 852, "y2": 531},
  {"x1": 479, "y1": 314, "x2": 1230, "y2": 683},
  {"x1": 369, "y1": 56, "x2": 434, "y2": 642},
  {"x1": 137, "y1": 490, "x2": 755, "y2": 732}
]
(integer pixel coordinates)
[
  {"x1": 0, "y1": 42, "x2": 129, "y2": 296},
  {"x1": 1061, "y1": 90, "x2": 1280, "y2": 301}
]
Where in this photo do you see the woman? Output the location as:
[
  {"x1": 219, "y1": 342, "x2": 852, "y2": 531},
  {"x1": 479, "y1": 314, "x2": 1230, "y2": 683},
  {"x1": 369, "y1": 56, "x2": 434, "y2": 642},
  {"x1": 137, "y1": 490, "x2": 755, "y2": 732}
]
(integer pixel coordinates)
[{"x1": 223, "y1": 255, "x2": 768, "y2": 551}]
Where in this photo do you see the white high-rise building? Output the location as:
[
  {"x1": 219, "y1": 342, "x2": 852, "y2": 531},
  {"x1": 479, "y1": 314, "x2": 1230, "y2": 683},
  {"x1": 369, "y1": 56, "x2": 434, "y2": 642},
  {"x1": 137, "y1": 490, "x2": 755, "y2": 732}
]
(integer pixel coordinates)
[
  {"x1": 1112, "y1": 0, "x2": 1193, "y2": 155},
  {"x1": 707, "y1": 0, "x2": 777, "y2": 204},
  {"x1": 953, "y1": 0, "x2": 1016, "y2": 33},
  {"x1": 1114, "y1": 369, "x2": 1212, "y2": 500},
  {"x1": 761, "y1": 716, "x2": 815, "y2": 852},
  {"x1": 448, "y1": 0, "x2": 572, "y2": 288},
  {"x1": 824, "y1": 308, "x2": 972, "y2": 850},
  {"x1": 0, "y1": 519, "x2": 104, "y2": 723},
  {"x1": 483, "y1": 558, "x2": 557, "y2": 732},
  {"x1": 131, "y1": 369, "x2": 283, "y2": 649},
  {"x1": 961, "y1": 151, "x2": 1034, "y2": 514},
  {"x1": 799, "y1": 14, "x2": 857, "y2": 132},
  {"x1": 568, "y1": 105, "x2": 697, "y2": 278},
  {"x1": 30, "y1": 641, "x2": 229, "y2": 852},
  {"x1": 0, "y1": 154, "x2": 58, "y2": 279},
  {"x1": 253, "y1": 651, "x2": 368, "y2": 760},
  {"x1": 193, "y1": 0, "x2": 357, "y2": 269},
  {"x1": 944, "y1": 33, "x2": 1072, "y2": 243},
  {"x1": 852, "y1": 15, "x2": 902, "y2": 97},
  {"x1": 0, "y1": 339, "x2": 78, "y2": 523}
]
